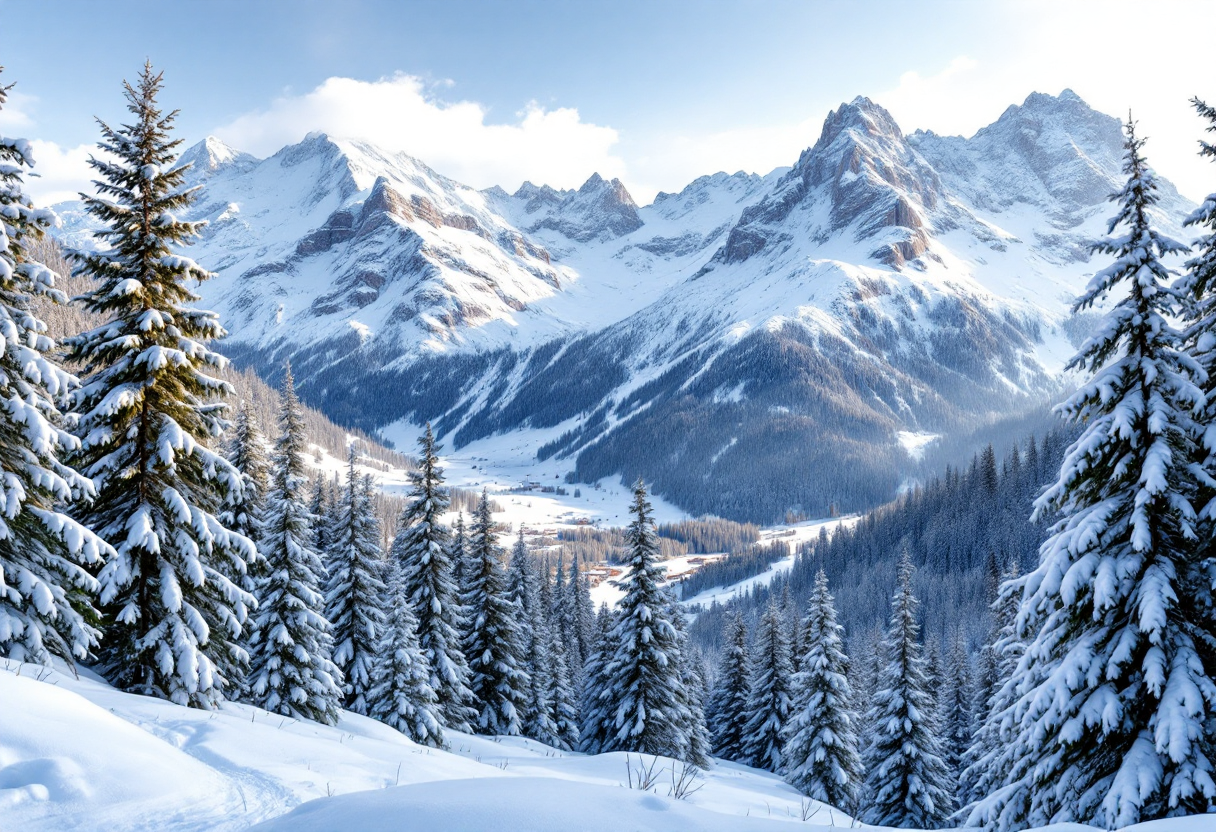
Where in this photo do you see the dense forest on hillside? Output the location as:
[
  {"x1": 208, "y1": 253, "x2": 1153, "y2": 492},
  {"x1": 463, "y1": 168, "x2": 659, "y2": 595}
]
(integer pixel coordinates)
[{"x1": 688, "y1": 428, "x2": 1075, "y2": 656}]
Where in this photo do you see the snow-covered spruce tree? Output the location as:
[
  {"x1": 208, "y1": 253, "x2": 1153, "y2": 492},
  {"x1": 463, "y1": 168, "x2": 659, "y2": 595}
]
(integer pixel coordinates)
[
  {"x1": 367, "y1": 556, "x2": 443, "y2": 747},
  {"x1": 563, "y1": 553, "x2": 594, "y2": 677},
  {"x1": 960, "y1": 560, "x2": 1025, "y2": 813},
  {"x1": 969, "y1": 121, "x2": 1216, "y2": 831},
  {"x1": 862, "y1": 552, "x2": 954, "y2": 828},
  {"x1": 506, "y1": 529, "x2": 557, "y2": 743},
  {"x1": 578, "y1": 602, "x2": 616, "y2": 754},
  {"x1": 249, "y1": 365, "x2": 342, "y2": 725},
  {"x1": 707, "y1": 611, "x2": 752, "y2": 762},
  {"x1": 668, "y1": 596, "x2": 711, "y2": 768},
  {"x1": 1179, "y1": 96, "x2": 1216, "y2": 719},
  {"x1": 463, "y1": 491, "x2": 529, "y2": 736},
  {"x1": 390, "y1": 423, "x2": 475, "y2": 731},
  {"x1": 222, "y1": 402, "x2": 270, "y2": 546},
  {"x1": 308, "y1": 477, "x2": 333, "y2": 560},
  {"x1": 450, "y1": 511, "x2": 468, "y2": 624},
  {"x1": 940, "y1": 630, "x2": 973, "y2": 788},
  {"x1": 601, "y1": 479, "x2": 693, "y2": 759},
  {"x1": 325, "y1": 447, "x2": 386, "y2": 714},
  {"x1": 68, "y1": 64, "x2": 254, "y2": 707},
  {"x1": 219, "y1": 401, "x2": 270, "y2": 697},
  {"x1": 783, "y1": 569, "x2": 863, "y2": 809},
  {"x1": 743, "y1": 601, "x2": 795, "y2": 773},
  {"x1": 546, "y1": 616, "x2": 581, "y2": 751},
  {"x1": 0, "y1": 69, "x2": 111, "y2": 666}
]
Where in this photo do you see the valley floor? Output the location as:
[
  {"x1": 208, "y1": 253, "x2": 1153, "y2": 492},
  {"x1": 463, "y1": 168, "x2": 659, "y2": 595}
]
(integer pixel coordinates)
[{"x1": 3, "y1": 660, "x2": 1211, "y2": 832}]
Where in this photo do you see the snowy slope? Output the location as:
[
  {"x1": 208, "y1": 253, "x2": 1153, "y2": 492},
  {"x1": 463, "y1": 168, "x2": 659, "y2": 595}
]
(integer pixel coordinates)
[
  {"x1": 0, "y1": 661, "x2": 843, "y2": 832},
  {"x1": 4, "y1": 662, "x2": 1213, "y2": 832},
  {"x1": 49, "y1": 90, "x2": 1196, "y2": 523}
]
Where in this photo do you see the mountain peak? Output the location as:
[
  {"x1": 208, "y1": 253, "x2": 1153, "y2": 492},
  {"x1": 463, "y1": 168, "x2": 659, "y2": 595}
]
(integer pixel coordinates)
[
  {"x1": 178, "y1": 136, "x2": 256, "y2": 178},
  {"x1": 818, "y1": 96, "x2": 905, "y2": 148}
]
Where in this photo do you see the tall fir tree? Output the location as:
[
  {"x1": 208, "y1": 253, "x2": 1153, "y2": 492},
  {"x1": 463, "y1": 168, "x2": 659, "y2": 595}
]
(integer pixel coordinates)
[
  {"x1": 219, "y1": 401, "x2": 271, "y2": 698},
  {"x1": 676, "y1": 620, "x2": 712, "y2": 768},
  {"x1": 968, "y1": 120, "x2": 1216, "y2": 831},
  {"x1": 1179, "y1": 96, "x2": 1216, "y2": 757},
  {"x1": 68, "y1": 64, "x2": 254, "y2": 707},
  {"x1": 783, "y1": 570, "x2": 864, "y2": 810},
  {"x1": 307, "y1": 478, "x2": 333, "y2": 561},
  {"x1": 545, "y1": 616, "x2": 581, "y2": 751},
  {"x1": 463, "y1": 491, "x2": 529, "y2": 736},
  {"x1": 505, "y1": 529, "x2": 557, "y2": 744},
  {"x1": 861, "y1": 553, "x2": 954, "y2": 828},
  {"x1": 367, "y1": 556, "x2": 444, "y2": 747},
  {"x1": 939, "y1": 629, "x2": 973, "y2": 789},
  {"x1": 248, "y1": 366, "x2": 342, "y2": 725},
  {"x1": 222, "y1": 403, "x2": 270, "y2": 546},
  {"x1": 325, "y1": 447, "x2": 386, "y2": 714},
  {"x1": 743, "y1": 601, "x2": 795, "y2": 773},
  {"x1": 390, "y1": 424, "x2": 475, "y2": 731},
  {"x1": 600, "y1": 480, "x2": 694, "y2": 759},
  {"x1": 0, "y1": 69, "x2": 111, "y2": 666},
  {"x1": 961, "y1": 561, "x2": 1025, "y2": 812},
  {"x1": 707, "y1": 611, "x2": 752, "y2": 762},
  {"x1": 578, "y1": 602, "x2": 616, "y2": 754}
]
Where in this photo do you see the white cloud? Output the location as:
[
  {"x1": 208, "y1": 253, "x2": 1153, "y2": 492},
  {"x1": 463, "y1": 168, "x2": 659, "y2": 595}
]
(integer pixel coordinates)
[
  {"x1": 213, "y1": 74, "x2": 627, "y2": 193},
  {"x1": 21, "y1": 140, "x2": 96, "y2": 207},
  {"x1": 0, "y1": 89, "x2": 36, "y2": 131}
]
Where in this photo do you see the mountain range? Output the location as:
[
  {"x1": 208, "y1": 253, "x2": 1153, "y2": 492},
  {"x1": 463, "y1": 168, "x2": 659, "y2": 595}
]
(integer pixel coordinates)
[{"x1": 51, "y1": 90, "x2": 1195, "y2": 523}]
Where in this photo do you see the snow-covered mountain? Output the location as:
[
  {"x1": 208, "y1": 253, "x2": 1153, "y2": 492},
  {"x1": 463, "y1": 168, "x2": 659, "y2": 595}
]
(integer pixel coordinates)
[{"x1": 51, "y1": 90, "x2": 1195, "y2": 523}]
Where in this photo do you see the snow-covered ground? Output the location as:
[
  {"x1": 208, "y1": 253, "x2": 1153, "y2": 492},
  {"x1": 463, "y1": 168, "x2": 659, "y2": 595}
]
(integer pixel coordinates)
[
  {"x1": 379, "y1": 421, "x2": 691, "y2": 530},
  {"x1": 0, "y1": 660, "x2": 843, "y2": 832},
  {"x1": 677, "y1": 516, "x2": 861, "y2": 609},
  {"x1": 4, "y1": 660, "x2": 1212, "y2": 832}
]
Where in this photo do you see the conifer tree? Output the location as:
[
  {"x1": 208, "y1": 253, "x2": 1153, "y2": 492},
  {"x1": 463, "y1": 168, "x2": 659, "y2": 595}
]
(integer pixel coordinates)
[
  {"x1": 367, "y1": 557, "x2": 443, "y2": 747},
  {"x1": 69, "y1": 64, "x2": 254, "y2": 707},
  {"x1": 325, "y1": 447, "x2": 386, "y2": 714},
  {"x1": 707, "y1": 611, "x2": 751, "y2": 762},
  {"x1": 578, "y1": 602, "x2": 616, "y2": 754},
  {"x1": 1179, "y1": 96, "x2": 1216, "y2": 718},
  {"x1": 391, "y1": 424, "x2": 475, "y2": 731},
  {"x1": 223, "y1": 403, "x2": 270, "y2": 545},
  {"x1": 783, "y1": 570, "x2": 863, "y2": 809},
  {"x1": 249, "y1": 366, "x2": 342, "y2": 724},
  {"x1": 463, "y1": 491, "x2": 529, "y2": 735},
  {"x1": 862, "y1": 553, "x2": 953, "y2": 828},
  {"x1": 961, "y1": 561, "x2": 1024, "y2": 811},
  {"x1": 506, "y1": 529, "x2": 556, "y2": 743},
  {"x1": 940, "y1": 630, "x2": 973, "y2": 787},
  {"x1": 0, "y1": 69, "x2": 111, "y2": 666},
  {"x1": 743, "y1": 601, "x2": 795, "y2": 773},
  {"x1": 308, "y1": 478, "x2": 333, "y2": 560},
  {"x1": 563, "y1": 553, "x2": 594, "y2": 676},
  {"x1": 968, "y1": 121, "x2": 1216, "y2": 830},
  {"x1": 450, "y1": 511, "x2": 469, "y2": 632},
  {"x1": 220, "y1": 402, "x2": 270, "y2": 698},
  {"x1": 545, "y1": 619, "x2": 581, "y2": 751},
  {"x1": 667, "y1": 596, "x2": 711, "y2": 768},
  {"x1": 601, "y1": 480, "x2": 694, "y2": 758}
]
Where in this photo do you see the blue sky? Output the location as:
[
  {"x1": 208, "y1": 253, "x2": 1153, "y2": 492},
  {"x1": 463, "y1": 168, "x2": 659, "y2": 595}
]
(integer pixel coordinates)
[{"x1": 3, "y1": 0, "x2": 1214, "y2": 204}]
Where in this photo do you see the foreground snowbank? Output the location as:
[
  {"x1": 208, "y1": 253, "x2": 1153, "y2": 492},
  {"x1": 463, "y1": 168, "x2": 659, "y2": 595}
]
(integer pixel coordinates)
[
  {"x1": 2, "y1": 660, "x2": 1212, "y2": 832},
  {"x1": 0, "y1": 660, "x2": 831, "y2": 831}
]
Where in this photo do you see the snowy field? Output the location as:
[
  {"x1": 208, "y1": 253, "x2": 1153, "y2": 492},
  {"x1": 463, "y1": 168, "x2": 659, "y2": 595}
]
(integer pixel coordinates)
[
  {"x1": 379, "y1": 421, "x2": 691, "y2": 530},
  {"x1": 1, "y1": 660, "x2": 845, "y2": 832},
  {"x1": 3, "y1": 660, "x2": 1212, "y2": 832}
]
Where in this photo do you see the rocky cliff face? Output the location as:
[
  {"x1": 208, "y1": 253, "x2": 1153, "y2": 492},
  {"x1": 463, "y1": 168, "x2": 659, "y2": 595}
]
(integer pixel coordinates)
[{"x1": 50, "y1": 91, "x2": 1196, "y2": 522}]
